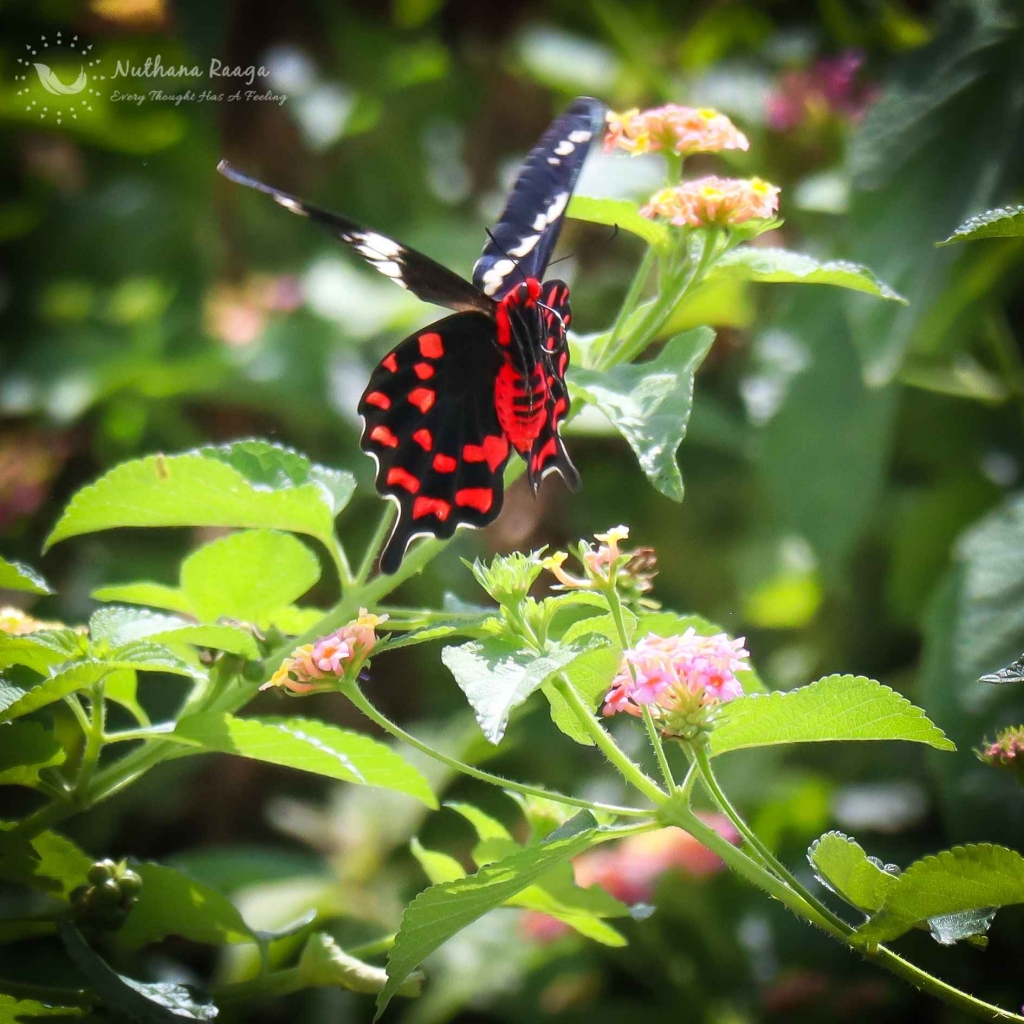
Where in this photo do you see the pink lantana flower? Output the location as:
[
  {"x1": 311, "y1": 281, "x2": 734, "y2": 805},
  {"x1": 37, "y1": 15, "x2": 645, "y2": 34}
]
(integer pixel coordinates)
[
  {"x1": 605, "y1": 105, "x2": 749, "y2": 158},
  {"x1": 766, "y1": 50, "x2": 876, "y2": 132},
  {"x1": 603, "y1": 628, "x2": 748, "y2": 738},
  {"x1": 542, "y1": 527, "x2": 657, "y2": 607},
  {"x1": 977, "y1": 726, "x2": 1024, "y2": 781},
  {"x1": 641, "y1": 176, "x2": 780, "y2": 229},
  {"x1": 261, "y1": 608, "x2": 388, "y2": 695}
]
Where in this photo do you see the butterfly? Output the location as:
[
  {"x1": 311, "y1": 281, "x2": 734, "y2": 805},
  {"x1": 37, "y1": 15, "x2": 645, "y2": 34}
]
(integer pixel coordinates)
[{"x1": 218, "y1": 96, "x2": 604, "y2": 573}]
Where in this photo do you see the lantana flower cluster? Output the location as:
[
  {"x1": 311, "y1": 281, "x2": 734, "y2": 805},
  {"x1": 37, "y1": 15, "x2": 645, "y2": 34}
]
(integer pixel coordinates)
[
  {"x1": 605, "y1": 103, "x2": 779, "y2": 232},
  {"x1": 604, "y1": 628, "x2": 748, "y2": 739},
  {"x1": 543, "y1": 526, "x2": 657, "y2": 607},
  {"x1": 0, "y1": 606, "x2": 65, "y2": 635},
  {"x1": 977, "y1": 726, "x2": 1024, "y2": 779},
  {"x1": 766, "y1": 50, "x2": 875, "y2": 133},
  {"x1": 262, "y1": 608, "x2": 387, "y2": 695}
]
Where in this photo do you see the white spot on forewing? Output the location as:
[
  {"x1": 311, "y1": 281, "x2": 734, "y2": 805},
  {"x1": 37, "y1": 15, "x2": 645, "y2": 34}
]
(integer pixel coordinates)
[
  {"x1": 547, "y1": 157, "x2": 561, "y2": 165},
  {"x1": 568, "y1": 130, "x2": 592, "y2": 143},
  {"x1": 275, "y1": 196, "x2": 308, "y2": 216},
  {"x1": 482, "y1": 259, "x2": 516, "y2": 296},
  {"x1": 532, "y1": 213, "x2": 547, "y2": 232},
  {"x1": 508, "y1": 234, "x2": 540, "y2": 257},
  {"x1": 545, "y1": 191, "x2": 569, "y2": 225},
  {"x1": 374, "y1": 260, "x2": 403, "y2": 278},
  {"x1": 554, "y1": 140, "x2": 575, "y2": 156},
  {"x1": 356, "y1": 231, "x2": 402, "y2": 257}
]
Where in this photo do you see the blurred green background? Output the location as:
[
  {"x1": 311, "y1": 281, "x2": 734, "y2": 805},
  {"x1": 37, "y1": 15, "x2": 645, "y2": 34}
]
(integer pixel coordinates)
[{"x1": 4, "y1": 0, "x2": 1024, "y2": 1020}]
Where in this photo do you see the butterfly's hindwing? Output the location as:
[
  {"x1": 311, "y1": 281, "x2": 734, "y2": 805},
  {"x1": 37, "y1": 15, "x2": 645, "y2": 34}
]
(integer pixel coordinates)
[
  {"x1": 472, "y1": 97, "x2": 605, "y2": 299},
  {"x1": 358, "y1": 312, "x2": 513, "y2": 573},
  {"x1": 526, "y1": 279, "x2": 580, "y2": 494},
  {"x1": 217, "y1": 161, "x2": 491, "y2": 314}
]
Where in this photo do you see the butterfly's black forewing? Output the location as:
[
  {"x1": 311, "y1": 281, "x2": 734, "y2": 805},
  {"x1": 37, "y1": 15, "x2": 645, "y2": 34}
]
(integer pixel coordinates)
[
  {"x1": 526, "y1": 279, "x2": 580, "y2": 495},
  {"x1": 218, "y1": 161, "x2": 491, "y2": 314},
  {"x1": 358, "y1": 312, "x2": 513, "y2": 574},
  {"x1": 472, "y1": 97, "x2": 605, "y2": 299}
]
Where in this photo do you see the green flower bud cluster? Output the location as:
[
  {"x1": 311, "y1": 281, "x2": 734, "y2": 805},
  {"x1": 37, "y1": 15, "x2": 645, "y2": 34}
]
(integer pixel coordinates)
[{"x1": 70, "y1": 859, "x2": 142, "y2": 930}]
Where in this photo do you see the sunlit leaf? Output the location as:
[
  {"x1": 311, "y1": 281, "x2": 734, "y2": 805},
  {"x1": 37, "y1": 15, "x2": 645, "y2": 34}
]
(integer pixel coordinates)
[
  {"x1": 378, "y1": 812, "x2": 602, "y2": 1016},
  {"x1": 45, "y1": 440, "x2": 355, "y2": 553},
  {"x1": 709, "y1": 674, "x2": 954, "y2": 756},
  {"x1": 0, "y1": 828, "x2": 91, "y2": 899},
  {"x1": 0, "y1": 629, "x2": 86, "y2": 674},
  {"x1": 857, "y1": 844, "x2": 1024, "y2": 943},
  {"x1": 938, "y1": 205, "x2": 1024, "y2": 245},
  {"x1": 89, "y1": 606, "x2": 260, "y2": 660},
  {"x1": 91, "y1": 582, "x2": 195, "y2": 616},
  {"x1": 807, "y1": 831, "x2": 898, "y2": 913},
  {"x1": 410, "y1": 838, "x2": 466, "y2": 885},
  {"x1": 116, "y1": 861, "x2": 255, "y2": 949},
  {"x1": 175, "y1": 713, "x2": 436, "y2": 807},
  {"x1": 298, "y1": 932, "x2": 421, "y2": 997},
  {"x1": 0, "y1": 556, "x2": 52, "y2": 595},
  {"x1": 569, "y1": 328, "x2": 715, "y2": 501},
  {"x1": 567, "y1": 195, "x2": 669, "y2": 249},
  {"x1": 0, "y1": 994, "x2": 82, "y2": 1019},
  {"x1": 442, "y1": 637, "x2": 605, "y2": 744},
  {"x1": 711, "y1": 247, "x2": 906, "y2": 302}
]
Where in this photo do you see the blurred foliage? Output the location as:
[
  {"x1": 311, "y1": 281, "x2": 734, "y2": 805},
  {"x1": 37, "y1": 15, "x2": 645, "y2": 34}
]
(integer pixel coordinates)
[{"x1": 4, "y1": 0, "x2": 1024, "y2": 1022}]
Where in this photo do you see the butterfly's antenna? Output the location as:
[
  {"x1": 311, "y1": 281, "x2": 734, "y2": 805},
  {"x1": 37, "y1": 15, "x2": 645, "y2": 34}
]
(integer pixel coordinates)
[{"x1": 547, "y1": 224, "x2": 619, "y2": 269}]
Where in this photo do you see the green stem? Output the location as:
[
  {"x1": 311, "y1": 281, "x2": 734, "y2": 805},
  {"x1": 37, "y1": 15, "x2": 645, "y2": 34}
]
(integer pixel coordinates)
[
  {"x1": 691, "y1": 744, "x2": 850, "y2": 935},
  {"x1": 74, "y1": 680, "x2": 106, "y2": 803},
  {"x1": 641, "y1": 705, "x2": 676, "y2": 790},
  {"x1": 665, "y1": 794, "x2": 1024, "y2": 1024},
  {"x1": 326, "y1": 535, "x2": 355, "y2": 590},
  {"x1": 102, "y1": 723, "x2": 190, "y2": 745},
  {"x1": 0, "y1": 978, "x2": 94, "y2": 1008},
  {"x1": 348, "y1": 935, "x2": 395, "y2": 959},
  {"x1": 341, "y1": 677, "x2": 650, "y2": 818},
  {"x1": 355, "y1": 505, "x2": 397, "y2": 585},
  {"x1": 551, "y1": 675, "x2": 665, "y2": 804},
  {"x1": 600, "y1": 246, "x2": 658, "y2": 363}
]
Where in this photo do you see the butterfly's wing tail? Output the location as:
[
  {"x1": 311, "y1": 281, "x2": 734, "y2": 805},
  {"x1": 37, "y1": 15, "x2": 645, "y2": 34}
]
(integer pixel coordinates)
[
  {"x1": 525, "y1": 280, "x2": 580, "y2": 496},
  {"x1": 472, "y1": 97, "x2": 605, "y2": 299},
  {"x1": 218, "y1": 161, "x2": 491, "y2": 314},
  {"x1": 358, "y1": 312, "x2": 513, "y2": 574}
]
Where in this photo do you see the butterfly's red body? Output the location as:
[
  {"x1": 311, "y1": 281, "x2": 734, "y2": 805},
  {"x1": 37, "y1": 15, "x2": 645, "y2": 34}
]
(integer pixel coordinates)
[{"x1": 218, "y1": 96, "x2": 604, "y2": 572}]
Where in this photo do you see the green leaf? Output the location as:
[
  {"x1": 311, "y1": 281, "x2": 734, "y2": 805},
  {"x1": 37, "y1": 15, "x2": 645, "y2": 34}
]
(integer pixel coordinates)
[
  {"x1": 938, "y1": 205, "x2": 1024, "y2": 245},
  {"x1": 378, "y1": 811, "x2": 602, "y2": 1016},
  {"x1": 567, "y1": 195, "x2": 669, "y2": 249},
  {"x1": 927, "y1": 907, "x2": 997, "y2": 947},
  {"x1": 0, "y1": 994, "x2": 82, "y2": 1019},
  {"x1": 807, "y1": 831, "x2": 899, "y2": 914},
  {"x1": 445, "y1": 802, "x2": 514, "y2": 843},
  {"x1": 0, "y1": 721, "x2": 65, "y2": 788},
  {"x1": 0, "y1": 557, "x2": 52, "y2": 595},
  {"x1": 105, "y1": 642, "x2": 203, "y2": 680},
  {"x1": 116, "y1": 861, "x2": 254, "y2": 949},
  {"x1": 91, "y1": 583, "x2": 195, "y2": 615},
  {"x1": 569, "y1": 328, "x2": 715, "y2": 502},
  {"x1": 0, "y1": 828, "x2": 91, "y2": 899},
  {"x1": 509, "y1": 867, "x2": 627, "y2": 946},
  {"x1": 442, "y1": 637, "x2": 603, "y2": 744},
  {"x1": 543, "y1": 611, "x2": 635, "y2": 746},
  {"x1": 711, "y1": 247, "x2": 906, "y2": 303},
  {"x1": 298, "y1": 932, "x2": 422, "y2": 997},
  {"x1": 179, "y1": 530, "x2": 320, "y2": 626},
  {"x1": 88, "y1": 607, "x2": 260, "y2": 660},
  {"x1": 45, "y1": 440, "x2": 355, "y2": 553},
  {"x1": 59, "y1": 919, "x2": 218, "y2": 1022},
  {"x1": 175, "y1": 713, "x2": 436, "y2": 807},
  {"x1": 708, "y1": 674, "x2": 954, "y2": 756},
  {"x1": 410, "y1": 838, "x2": 466, "y2": 885},
  {"x1": 0, "y1": 629, "x2": 86, "y2": 674},
  {"x1": 0, "y1": 662, "x2": 110, "y2": 724},
  {"x1": 857, "y1": 845, "x2": 1024, "y2": 944}
]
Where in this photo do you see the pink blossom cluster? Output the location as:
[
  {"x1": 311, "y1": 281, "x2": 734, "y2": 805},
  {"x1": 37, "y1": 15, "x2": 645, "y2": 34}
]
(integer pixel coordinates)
[
  {"x1": 262, "y1": 608, "x2": 387, "y2": 695},
  {"x1": 978, "y1": 727, "x2": 1024, "y2": 770},
  {"x1": 204, "y1": 273, "x2": 302, "y2": 347},
  {"x1": 640, "y1": 176, "x2": 780, "y2": 229},
  {"x1": 603, "y1": 628, "x2": 748, "y2": 720},
  {"x1": 520, "y1": 816, "x2": 740, "y2": 942},
  {"x1": 766, "y1": 50, "x2": 875, "y2": 132},
  {"x1": 605, "y1": 105, "x2": 749, "y2": 157}
]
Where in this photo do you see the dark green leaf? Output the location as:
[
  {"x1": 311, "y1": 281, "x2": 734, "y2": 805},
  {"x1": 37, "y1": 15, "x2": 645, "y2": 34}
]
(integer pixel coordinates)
[
  {"x1": 569, "y1": 328, "x2": 715, "y2": 501},
  {"x1": 0, "y1": 994, "x2": 83, "y2": 1020},
  {"x1": 807, "y1": 831, "x2": 898, "y2": 914},
  {"x1": 0, "y1": 721, "x2": 65, "y2": 788}
]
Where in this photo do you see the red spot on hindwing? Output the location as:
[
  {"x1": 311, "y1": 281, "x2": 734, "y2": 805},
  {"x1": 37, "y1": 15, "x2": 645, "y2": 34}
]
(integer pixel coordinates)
[
  {"x1": 433, "y1": 453, "x2": 457, "y2": 473},
  {"x1": 532, "y1": 437, "x2": 558, "y2": 471},
  {"x1": 455, "y1": 488, "x2": 493, "y2": 513},
  {"x1": 382, "y1": 353, "x2": 399, "y2": 373},
  {"x1": 365, "y1": 391, "x2": 391, "y2": 409},
  {"x1": 418, "y1": 332, "x2": 444, "y2": 358},
  {"x1": 414, "y1": 362, "x2": 435, "y2": 380},
  {"x1": 408, "y1": 388, "x2": 436, "y2": 413},
  {"x1": 386, "y1": 467, "x2": 420, "y2": 493},
  {"x1": 413, "y1": 496, "x2": 451, "y2": 520},
  {"x1": 412, "y1": 428, "x2": 433, "y2": 451},
  {"x1": 462, "y1": 434, "x2": 509, "y2": 472},
  {"x1": 370, "y1": 425, "x2": 399, "y2": 448}
]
